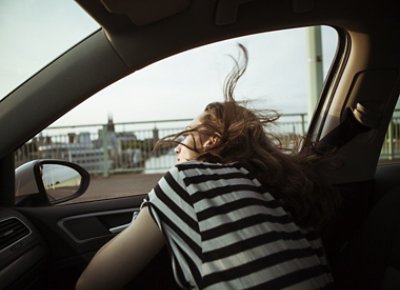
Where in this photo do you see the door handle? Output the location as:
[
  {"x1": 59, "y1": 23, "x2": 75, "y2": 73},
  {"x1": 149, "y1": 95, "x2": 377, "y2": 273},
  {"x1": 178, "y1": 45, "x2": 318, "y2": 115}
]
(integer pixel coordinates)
[{"x1": 109, "y1": 210, "x2": 139, "y2": 234}]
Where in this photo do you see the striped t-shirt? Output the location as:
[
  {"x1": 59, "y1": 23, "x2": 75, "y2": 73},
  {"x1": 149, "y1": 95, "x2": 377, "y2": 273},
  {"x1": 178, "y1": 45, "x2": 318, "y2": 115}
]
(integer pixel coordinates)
[{"x1": 145, "y1": 161, "x2": 333, "y2": 289}]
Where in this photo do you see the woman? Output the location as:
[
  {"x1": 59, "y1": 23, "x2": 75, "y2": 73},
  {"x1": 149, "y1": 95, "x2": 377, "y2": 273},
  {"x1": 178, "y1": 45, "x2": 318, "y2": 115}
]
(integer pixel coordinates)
[{"x1": 76, "y1": 45, "x2": 338, "y2": 290}]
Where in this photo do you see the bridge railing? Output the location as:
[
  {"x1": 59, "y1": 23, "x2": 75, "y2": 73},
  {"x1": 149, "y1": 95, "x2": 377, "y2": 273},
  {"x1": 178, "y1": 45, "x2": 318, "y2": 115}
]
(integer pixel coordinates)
[
  {"x1": 15, "y1": 110, "x2": 400, "y2": 175},
  {"x1": 381, "y1": 109, "x2": 400, "y2": 160}
]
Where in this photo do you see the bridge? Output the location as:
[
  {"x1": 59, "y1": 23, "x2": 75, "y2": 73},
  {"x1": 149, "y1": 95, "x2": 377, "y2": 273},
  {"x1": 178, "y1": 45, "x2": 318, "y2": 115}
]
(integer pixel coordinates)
[{"x1": 16, "y1": 110, "x2": 400, "y2": 177}]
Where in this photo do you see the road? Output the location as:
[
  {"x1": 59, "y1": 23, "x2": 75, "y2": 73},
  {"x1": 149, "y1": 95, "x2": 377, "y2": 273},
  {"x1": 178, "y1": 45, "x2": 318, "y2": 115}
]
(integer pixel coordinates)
[{"x1": 73, "y1": 172, "x2": 165, "y2": 203}]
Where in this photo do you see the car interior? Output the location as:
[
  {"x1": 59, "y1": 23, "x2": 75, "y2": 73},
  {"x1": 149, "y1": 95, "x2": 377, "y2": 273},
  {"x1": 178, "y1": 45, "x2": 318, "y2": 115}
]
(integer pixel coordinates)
[{"x1": 1, "y1": 0, "x2": 400, "y2": 289}]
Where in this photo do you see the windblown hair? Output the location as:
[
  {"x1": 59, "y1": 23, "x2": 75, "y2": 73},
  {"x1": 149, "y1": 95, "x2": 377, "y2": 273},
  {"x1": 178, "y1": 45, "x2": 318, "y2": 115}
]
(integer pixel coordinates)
[{"x1": 156, "y1": 44, "x2": 339, "y2": 231}]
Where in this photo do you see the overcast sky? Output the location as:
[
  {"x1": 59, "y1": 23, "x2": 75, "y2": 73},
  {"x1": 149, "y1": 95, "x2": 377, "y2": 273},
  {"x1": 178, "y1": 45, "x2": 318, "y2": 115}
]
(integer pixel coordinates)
[{"x1": 0, "y1": 0, "x2": 338, "y2": 128}]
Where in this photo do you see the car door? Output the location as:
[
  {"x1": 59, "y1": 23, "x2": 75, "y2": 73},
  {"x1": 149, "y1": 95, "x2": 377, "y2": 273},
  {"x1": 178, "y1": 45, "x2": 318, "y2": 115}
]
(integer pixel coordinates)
[
  {"x1": 8, "y1": 27, "x2": 337, "y2": 289},
  {"x1": 6, "y1": 23, "x2": 338, "y2": 289}
]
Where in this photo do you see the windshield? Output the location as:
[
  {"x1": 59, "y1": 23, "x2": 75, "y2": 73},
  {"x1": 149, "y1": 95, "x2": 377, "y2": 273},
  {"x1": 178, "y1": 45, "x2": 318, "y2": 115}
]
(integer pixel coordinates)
[{"x1": 0, "y1": 0, "x2": 99, "y2": 100}]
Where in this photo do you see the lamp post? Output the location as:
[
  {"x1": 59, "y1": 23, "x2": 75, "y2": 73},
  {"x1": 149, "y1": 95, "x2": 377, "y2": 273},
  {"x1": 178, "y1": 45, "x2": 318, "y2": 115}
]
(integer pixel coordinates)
[{"x1": 307, "y1": 26, "x2": 324, "y2": 121}]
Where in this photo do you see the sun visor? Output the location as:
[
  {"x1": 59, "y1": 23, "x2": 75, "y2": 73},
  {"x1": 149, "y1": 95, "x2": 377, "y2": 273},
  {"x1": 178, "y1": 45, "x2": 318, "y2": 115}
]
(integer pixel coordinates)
[
  {"x1": 77, "y1": 0, "x2": 191, "y2": 32},
  {"x1": 101, "y1": 0, "x2": 190, "y2": 25}
]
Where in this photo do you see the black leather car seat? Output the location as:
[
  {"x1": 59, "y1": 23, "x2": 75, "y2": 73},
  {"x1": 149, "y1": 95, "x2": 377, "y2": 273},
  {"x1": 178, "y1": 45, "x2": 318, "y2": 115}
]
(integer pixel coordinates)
[{"x1": 349, "y1": 162, "x2": 400, "y2": 289}]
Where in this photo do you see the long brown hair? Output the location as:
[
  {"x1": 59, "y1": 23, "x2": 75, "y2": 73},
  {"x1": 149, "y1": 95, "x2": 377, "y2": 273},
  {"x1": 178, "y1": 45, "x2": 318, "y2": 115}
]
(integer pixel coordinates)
[{"x1": 156, "y1": 44, "x2": 339, "y2": 231}]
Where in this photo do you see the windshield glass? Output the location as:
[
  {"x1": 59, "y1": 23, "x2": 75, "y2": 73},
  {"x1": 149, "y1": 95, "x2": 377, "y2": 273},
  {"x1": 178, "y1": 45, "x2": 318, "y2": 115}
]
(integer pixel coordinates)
[{"x1": 0, "y1": 0, "x2": 99, "y2": 99}]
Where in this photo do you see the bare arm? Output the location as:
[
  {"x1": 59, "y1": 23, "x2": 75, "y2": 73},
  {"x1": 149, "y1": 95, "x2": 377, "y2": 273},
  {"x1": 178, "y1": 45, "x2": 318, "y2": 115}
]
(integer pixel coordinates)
[{"x1": 76, "y1": 206, "x2": 165, "y2": 290}]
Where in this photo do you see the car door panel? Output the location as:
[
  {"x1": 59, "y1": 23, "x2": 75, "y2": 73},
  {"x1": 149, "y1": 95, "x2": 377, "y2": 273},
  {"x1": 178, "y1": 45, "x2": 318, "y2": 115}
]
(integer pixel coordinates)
[
  {"x1": 16, "y1": 195, "x2": 145, "y2": 259},
  {"x1": 13, "y1": 194, "x2": 179, "y2": 290}
]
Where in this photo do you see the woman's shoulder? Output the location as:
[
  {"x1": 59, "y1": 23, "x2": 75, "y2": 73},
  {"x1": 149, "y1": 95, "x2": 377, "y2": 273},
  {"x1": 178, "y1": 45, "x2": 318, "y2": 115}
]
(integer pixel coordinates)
[
  {"x1": 169, "y1": 161, "x2": 254, "y2": 184},
  {"x1": 174, "y1": 160, "x2": 244, "y2": 172}
]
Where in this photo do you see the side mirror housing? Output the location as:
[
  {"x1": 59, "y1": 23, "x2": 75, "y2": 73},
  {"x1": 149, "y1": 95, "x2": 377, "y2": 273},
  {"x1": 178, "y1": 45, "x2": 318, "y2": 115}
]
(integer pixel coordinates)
[{"x1": 15, "y1": 159, "x2": 90, "y2": 206}]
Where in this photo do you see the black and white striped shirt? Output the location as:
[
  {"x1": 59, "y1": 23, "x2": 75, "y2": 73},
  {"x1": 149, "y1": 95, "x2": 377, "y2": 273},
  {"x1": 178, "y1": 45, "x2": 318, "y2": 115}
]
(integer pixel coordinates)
[{"x1": 145, "y1": 161, "x2": 333, "y2": 289}]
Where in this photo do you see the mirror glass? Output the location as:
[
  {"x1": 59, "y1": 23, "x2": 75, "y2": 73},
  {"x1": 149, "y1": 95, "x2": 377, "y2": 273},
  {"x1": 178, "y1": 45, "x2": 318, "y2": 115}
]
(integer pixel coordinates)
[{"x1": 41, "y1": 164, "x2": 82, "y2": 201}]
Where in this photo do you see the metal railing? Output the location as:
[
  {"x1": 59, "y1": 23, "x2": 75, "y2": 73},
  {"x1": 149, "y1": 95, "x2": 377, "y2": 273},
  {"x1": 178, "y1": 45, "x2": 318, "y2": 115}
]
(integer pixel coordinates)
[
  {"x1": 15, "y1": 110, "x2": 400, "y2": 175},
  {"x1": 381, "y1": 109, "x2": 400, "y2": 160}
]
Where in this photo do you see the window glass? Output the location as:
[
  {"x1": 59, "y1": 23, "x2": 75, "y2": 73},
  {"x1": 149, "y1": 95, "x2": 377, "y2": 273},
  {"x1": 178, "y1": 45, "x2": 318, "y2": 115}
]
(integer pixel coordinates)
[
  {"x1": 380, "y1": 100, "x2": 400, "y2": 161},
  {"x1": 16, "y1": 26, "x2": 338, "y2": 203}
]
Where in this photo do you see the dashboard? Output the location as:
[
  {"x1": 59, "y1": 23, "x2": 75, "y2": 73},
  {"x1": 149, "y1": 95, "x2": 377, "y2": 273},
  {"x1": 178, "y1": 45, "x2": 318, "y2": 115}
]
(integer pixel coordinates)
[{"x1": 0, "y1": 208, "x2": 47, "y2": 290}]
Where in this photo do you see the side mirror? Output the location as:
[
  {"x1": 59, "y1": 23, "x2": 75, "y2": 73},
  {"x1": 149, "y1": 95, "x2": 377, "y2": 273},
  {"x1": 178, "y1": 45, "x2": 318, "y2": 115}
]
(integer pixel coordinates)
[{"x1": 15, "y1": 160, "x2": 90, "y2": 206}]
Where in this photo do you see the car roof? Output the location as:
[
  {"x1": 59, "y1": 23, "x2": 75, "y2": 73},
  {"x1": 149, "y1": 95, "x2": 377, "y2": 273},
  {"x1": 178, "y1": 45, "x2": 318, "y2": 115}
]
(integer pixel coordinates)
[{"x1": 0, "y1": 0, "x2": 399, "y2": 183}]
